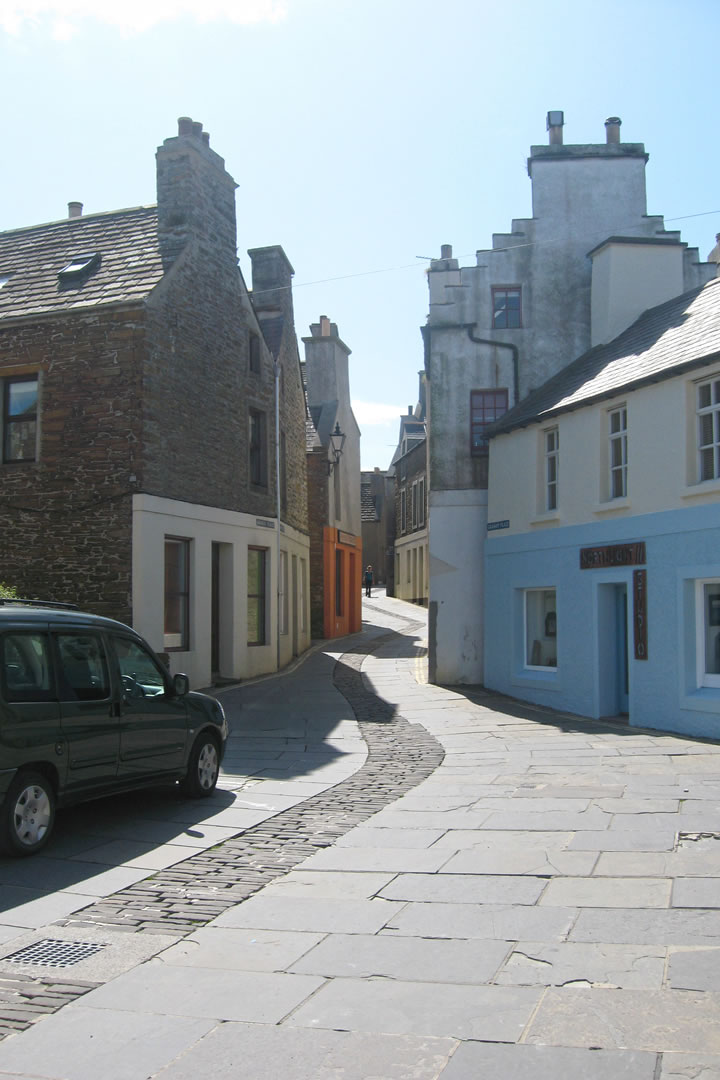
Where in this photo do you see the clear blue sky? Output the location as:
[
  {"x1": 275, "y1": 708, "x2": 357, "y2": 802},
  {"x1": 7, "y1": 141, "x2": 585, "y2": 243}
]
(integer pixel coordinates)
[{"x1": 3, "y1": 0, "x2": 719, "y2": 469}]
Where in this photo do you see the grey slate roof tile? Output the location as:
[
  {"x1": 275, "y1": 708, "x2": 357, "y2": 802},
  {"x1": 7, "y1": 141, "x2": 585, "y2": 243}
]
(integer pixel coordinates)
[
  {"x1": 490, "y1": 277, "x2": 720, "y2": 435},
  {"x1": 0, "y1": 206, "x2": 164, "y2": 321}
]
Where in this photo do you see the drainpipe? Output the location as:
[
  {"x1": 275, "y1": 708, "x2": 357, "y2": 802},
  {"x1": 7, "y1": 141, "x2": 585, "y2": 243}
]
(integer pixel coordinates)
[{"x1": 274, "y1": 359, "x2": 281, "y2": 674}]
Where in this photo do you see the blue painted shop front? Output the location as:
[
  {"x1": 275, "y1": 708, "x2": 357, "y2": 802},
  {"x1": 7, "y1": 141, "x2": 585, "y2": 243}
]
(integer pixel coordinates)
[{"x1": 483, "y1": 502, "x2": 720, "y2": 739}]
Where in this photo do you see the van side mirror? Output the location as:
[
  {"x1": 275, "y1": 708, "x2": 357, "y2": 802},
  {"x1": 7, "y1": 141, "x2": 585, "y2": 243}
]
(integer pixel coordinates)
[{"x1": 173, "y1": 673, "x2": 190, "y2": 697}]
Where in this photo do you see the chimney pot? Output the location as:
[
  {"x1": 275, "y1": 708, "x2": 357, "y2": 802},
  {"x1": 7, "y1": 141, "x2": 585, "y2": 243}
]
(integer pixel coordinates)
[
  {"x1": 67, "y1": 201, "x2": 83, "y2": 219},
  {"x1": 191, "y1": 121, "x2": 203, "y2": 139},
  {"x1": 177, "y1": 116, "x2": 193, "y2": 136},
  {"x1": 408, "y1": 406, "x2": 413, "y2": 415},
  {"x1": 605, "y1": 116, "x2": 622, "y2": 144},
  {"x1": 202, "y1": 131, "x2": 210, "y2": 146},
  {"x1": 440, "y1": 243, "x2": 453, "y2": 259},
  {"x1": 320, "y1": 315, "x2": 331, "y2": 337},
  {"x1": 546, "y1": 110, "x2": 564, "y2": 145}
]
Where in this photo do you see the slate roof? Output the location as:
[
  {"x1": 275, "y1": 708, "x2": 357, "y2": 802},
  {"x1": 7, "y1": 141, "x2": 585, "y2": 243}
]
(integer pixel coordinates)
[
  {"x1": 0, "y1": 206, "x2": 165, "y2": 321},
  {"x1": 490, "y1": 277, "x2": 720, "y2": 436},
  {"x1": 361, "y1": 483, "x2": 379, "y2": 522}
]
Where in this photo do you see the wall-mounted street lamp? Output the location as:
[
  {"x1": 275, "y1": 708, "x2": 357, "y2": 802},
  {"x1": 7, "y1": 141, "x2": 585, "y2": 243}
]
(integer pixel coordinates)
[{"x1": 328, "y1": 422, "x2": 346, "y2": 475}]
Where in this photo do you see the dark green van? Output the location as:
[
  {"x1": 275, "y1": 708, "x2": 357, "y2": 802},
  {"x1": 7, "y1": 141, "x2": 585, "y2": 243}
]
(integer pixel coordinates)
[{"x1": 0, "y1": 600, "x2": 228, "y2": 856}]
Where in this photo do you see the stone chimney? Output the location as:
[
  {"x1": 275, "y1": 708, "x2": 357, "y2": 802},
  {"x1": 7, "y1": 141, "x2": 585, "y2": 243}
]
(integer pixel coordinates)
[
  {"x1": 248, "y1": 246, "x2": 296, "y2": 331},
  {"x1": 156, "y1": 116, "x2": 238, "y2": 269},
  {"x1": 68, "y1": 201, "x2": 83, "y2": 219},
  {"x1": 303, "y1": 316, "x2": 352, "y2": 412}
]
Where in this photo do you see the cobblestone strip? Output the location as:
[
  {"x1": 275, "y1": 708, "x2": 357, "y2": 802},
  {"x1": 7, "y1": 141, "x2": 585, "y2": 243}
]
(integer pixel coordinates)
[
  {"x1": 0, "y1": 973, "x2": 98, "y2": 1041},
  {"x1": 56, "y1": 624, "x2": 443, "y2": 938}
]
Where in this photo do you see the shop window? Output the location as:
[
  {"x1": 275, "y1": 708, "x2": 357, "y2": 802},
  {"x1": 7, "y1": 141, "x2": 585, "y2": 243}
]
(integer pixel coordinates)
[
  {"x1": 3, "y1": 376, "x2": 38, "y2": 463},
  {"x1": 247, "y1": 547, "x2": 267, "y2": 645},
  {"x1": 335, "y1": 549, "x2": 343, "y2": 616},
  {"x1": 471, "y1": 389, "x2": 508, "y2": 456},
  {"x1": 697, "y1": 579, "x2": 720, "y2": 688},
  {"x1": 609, "y1": 406, "x2": 628, "y2": 498},
  {"x1": 545, "y1": 427, "x2": 559, "y2": 511},
  {"x1": 164, "y1": 538, "x2": 190, "y2": 650},
  {"x1": 697, "y1": 376, "x2": 720, "y2": 482},
  {"x1": 525, "y1": 588, "x2": 557, "y2": 670},
  {"x1": 492, "y1": 286, "x2": 522, "y2": 329}
]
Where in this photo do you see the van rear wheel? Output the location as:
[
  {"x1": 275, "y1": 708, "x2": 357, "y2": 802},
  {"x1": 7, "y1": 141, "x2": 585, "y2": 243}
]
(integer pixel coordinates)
[{"x1": 1, "y1": 771, "x2": 55, "y2": 856}]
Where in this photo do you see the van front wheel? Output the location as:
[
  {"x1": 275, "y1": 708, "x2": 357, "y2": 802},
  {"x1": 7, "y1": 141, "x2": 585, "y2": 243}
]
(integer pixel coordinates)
[
  {"x1": 1, "y1": 771, "x2": 55, "y2": 856},
  {"x1": 181, "y1": 735, "x2": 219, "y2": 798}
]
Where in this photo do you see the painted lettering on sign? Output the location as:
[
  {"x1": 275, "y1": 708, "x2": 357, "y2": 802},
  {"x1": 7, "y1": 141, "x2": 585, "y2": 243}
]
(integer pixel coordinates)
[
  {"x1": 633, "y1": 569, "x2": 648, "y2": 661},
  {"x1": 580, "y1": 542, "x2": 646, "y2": 569},
  {"x1": 487, "y1": 520, "x2": 510, "y2": 532},
  {"x1": 338, "y1": 530, "x2": 356, "y2": 546}
]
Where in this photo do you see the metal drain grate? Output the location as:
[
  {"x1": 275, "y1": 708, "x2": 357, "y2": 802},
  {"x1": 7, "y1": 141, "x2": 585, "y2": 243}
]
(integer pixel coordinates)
[{"x1": 3, "y1": 938, "x2": 108, "y2": 968}]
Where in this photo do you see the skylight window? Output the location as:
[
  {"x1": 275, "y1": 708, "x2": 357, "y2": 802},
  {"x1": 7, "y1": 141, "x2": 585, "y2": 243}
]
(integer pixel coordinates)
[
  {"x1": 58, "y1": 253, "x2": 101, "y2": 279},
  {"x1": 0, "y1": 274, "x2": 11, "y2": 289}
]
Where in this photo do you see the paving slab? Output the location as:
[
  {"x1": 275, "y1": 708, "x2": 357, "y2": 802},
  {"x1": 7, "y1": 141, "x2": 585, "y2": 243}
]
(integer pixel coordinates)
[
  {"x1": 667, "y1": 948, "x2": 720, "y2": 991},
  {"x1": 258, "y1": 869, "x2": 396, "y2": 900},
  {"x1": 0, "y1": 924, "x2": 179, "y2": 982},
  {"x1": 287, "y1": 977, "x2": 541, "y2": 1041},
  {"x1": 673, "y1": 879, "x2": 720, "y2": 908},
  {"x1": 288, "y1": 932, "x2": 511, "y2": 983},
  {"x1": 158, "y1": 927, "x2": 325, "y2": 971},
  {"x1": 212, "y1": 894, "x2": 403, "y2": 934},
  {"x1": 539, "y1": 876, "x2": 672, "y2": 908},
  {"x1": 495, "y1": 941, "x2": 666, "y2": 988},
  {"x1": 0, "y1": 1005, "x2": 215, "y2": 1080},
  {"x1": 570, "y1": 908, "x2": 720, "y2": 946},
  {"x1": 153, "y1": 1023, "x2": 457, "y2": 1080},
  {"x1": 437, "y1": 1041, "x2": 657, "y2": 1079},
  {"x1": 298, "y1": 845, "x2": 452, "y2": 873},
  {"x1": 383, "y1": 901, "x2": 577, "y2": 941},
  {"x1": 378, "y1": 872, "x2": 546, "y2": 905},
  {"x1": 77, "y1": 961, "x2": 325, "y2": 1023},
  {"x1": 658, "y1": 1053, "x2": 720, "y2": 1078},
  {"x1": 526, "y1": 987, "x2": 720, "y2": 1052},
  {"x1": 335, "y1": 826, "x2": 447, "y2": 849},
  {"x1": 440, "y1": 848, "x2": 597, "y2": 876}
]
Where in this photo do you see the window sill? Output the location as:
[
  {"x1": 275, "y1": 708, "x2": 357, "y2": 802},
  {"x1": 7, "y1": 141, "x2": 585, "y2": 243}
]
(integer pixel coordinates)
[
  {"x1": 510, "y1": 669, "x2": 561, "y2": 692},
  {"x1": 592, "y1": 496, "x2": 631, "y2": 515},
  {"x1": 530, "y1": 510, "x2": 560, "y2": 526},
  {"x1": 681, "y1": 687, "x2": 720, "y2": 714},
  {"x1": 680, "y1": 478, "x2": 720, "y2": 499}
]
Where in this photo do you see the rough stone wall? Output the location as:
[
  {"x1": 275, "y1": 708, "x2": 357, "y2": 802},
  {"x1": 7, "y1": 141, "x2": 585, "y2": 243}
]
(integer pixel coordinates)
[
  {"x1": 278, "y1": 337, "x2": 309, "y2": 536},
  {"x1": 306, "y1": 448, "x2": 328, "y2": 638},
  {"x1": 0, "y1": 307, "x2": 144, "y2": 620},
  {"x1": 142, "y1": 261, "x2": 275, "y2": 518}
]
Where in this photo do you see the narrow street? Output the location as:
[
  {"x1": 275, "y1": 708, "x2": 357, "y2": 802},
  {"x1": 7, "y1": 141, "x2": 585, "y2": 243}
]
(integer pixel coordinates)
[{"x1": 0, "y1": 591, "x2": 719, "y2": 1078}]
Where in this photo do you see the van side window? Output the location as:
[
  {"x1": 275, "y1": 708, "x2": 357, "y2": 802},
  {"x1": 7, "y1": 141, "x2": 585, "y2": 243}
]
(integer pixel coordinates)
[
  {"x1": 56, "y1": 634, "x2": 110, "y2": 701},
  {"x1": 112, "y1": 636, "x2": 167, "y2": 698},
  {"x1": 1, "y1": 633, "x2": 53, "y2": 702}
]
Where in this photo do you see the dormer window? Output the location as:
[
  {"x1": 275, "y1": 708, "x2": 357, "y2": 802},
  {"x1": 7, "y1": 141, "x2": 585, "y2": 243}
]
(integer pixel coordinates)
[{"x1": 58, "y1": 253, "x2": 101, "y2": 280}]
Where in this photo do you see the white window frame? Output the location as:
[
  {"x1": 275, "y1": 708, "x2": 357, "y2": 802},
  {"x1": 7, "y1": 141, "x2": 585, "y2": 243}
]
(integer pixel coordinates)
[
  {"x1": 608, "y1": 406, "x2": 628, "y2": 499},
  {"x1": 164, "y1": 537, "x2": 190, "y2": 651},
  {"x1": 544, "y1": 427, "x2": 559, "y2": 511},
  {"x1": 279, "y1": 549, "x2": 289, "y2": 636},
  {"x1": 696, "y1": 578, "x2": 720, "y2": 689},
  {"x1": 524, "y1": 588, "x2": 557, "y2": 671},
  {"x1": 417, "y1": 475, "x2": 426, "y2": 527},
  {"x1": 411, "y1": 481, "x2": 418, "y2": 529},
  {"x1": 697, "y1": 376, "x2": 720, "y2": 483},
  {"x1": 400, "y1": 488, "x2": 407, "y2": 534}
]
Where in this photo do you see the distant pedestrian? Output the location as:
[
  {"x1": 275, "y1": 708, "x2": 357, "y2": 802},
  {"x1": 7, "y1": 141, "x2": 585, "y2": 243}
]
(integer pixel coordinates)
[{"x1": 364, "y1": 565, "x2": 373, "y2": 598}]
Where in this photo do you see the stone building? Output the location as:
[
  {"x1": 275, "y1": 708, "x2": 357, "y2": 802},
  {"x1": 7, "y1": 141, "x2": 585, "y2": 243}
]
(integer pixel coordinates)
[
  {"x1": 393, "y1": 438, "x2": 428, "y2": 606},
  {"x1": 424, "y1": 111, "x2": 716, "y2": 685},
  {"x1": 0, "y1": 117, "x2": 311, "y2": 687},
  {"x1": 304, "y1": 317, "x2": 362, "y2": 638},
  {"x1": 360, "y1": 468, "x2": 394, "y2": 592}
]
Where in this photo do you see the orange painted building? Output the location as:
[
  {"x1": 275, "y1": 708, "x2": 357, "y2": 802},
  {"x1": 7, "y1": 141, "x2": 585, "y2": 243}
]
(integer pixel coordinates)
[{"x1": 323, "y1": 526, "x2": 362, "y2": 638}]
